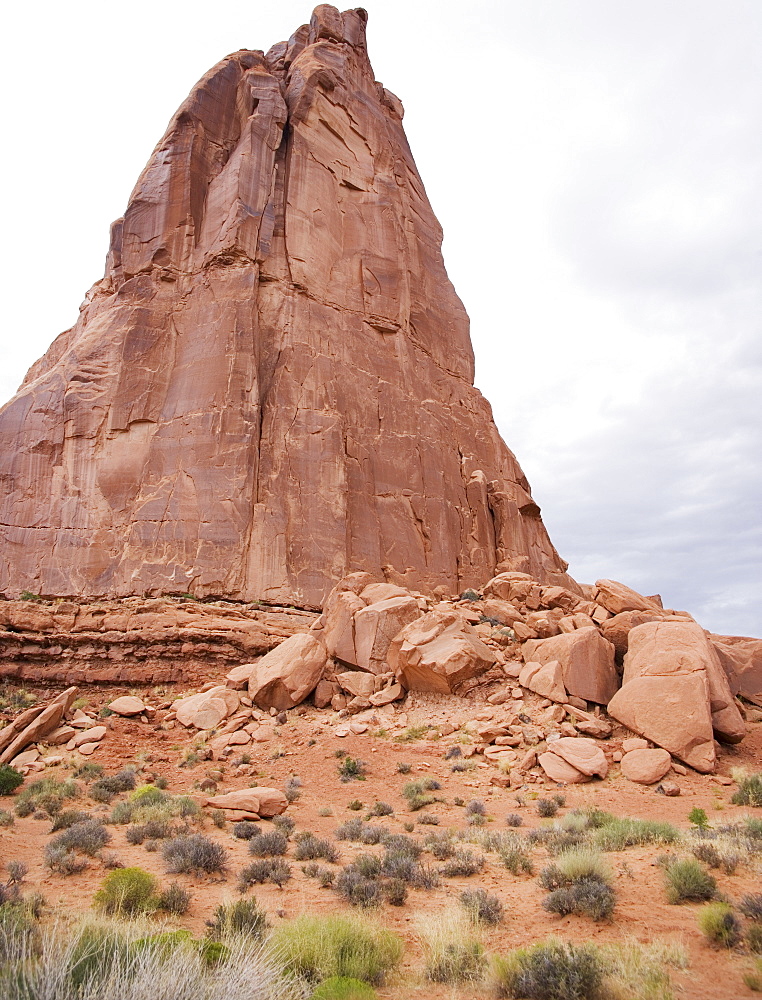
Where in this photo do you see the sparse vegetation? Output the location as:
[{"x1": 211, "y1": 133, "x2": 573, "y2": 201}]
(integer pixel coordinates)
[
  {"x1": 162, "y1": 833, "x2": 227, "y2": 875},
  {"x1": 732, "y1": 772, "x2": 762, "y2": 807},
  {"x1": 93, "y1": 867, "x2": 158, "y2": 915},
  {"x1": 697, "y1": 901, "x2": 742, "y2": 948},
  {"x1": 0, "y1": 765, "x2": 24, "y2": 797},
  {"x1": 338, "y1": 757, "x2": 366, "y2": 782},
  {"x1": 663, "y1": 857, "x2": 717, "y2": 904},
  {"x1": 536, "y1": 797, "x2": 559, "y2": 818}
]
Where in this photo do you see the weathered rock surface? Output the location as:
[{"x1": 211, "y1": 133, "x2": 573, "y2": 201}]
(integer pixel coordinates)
[
  {"x1": 0, "y1": 5, "x2": 573, "y2": 608},
  {"x1": 620, "y1": 748, "x2": 672, "y2": 784},
  {"x1": 518, "y1": 659, "x2": 567, "y2": 703},
  {"x1": 594, "y1": 580, "x2": 662, "y2": 616},
  {"x1": 108, "y1": 696, "x2": 145, "y2": 716},
  {"x1": 711, "y1": 634, "x2": 762, "y2": 706},
  {"x1": 248, "y1": 633, "x2": 327, "y2": 710},
  {"x1": 173, "y1": 685, "x2": 240, "y2": 729},
  {"x1": 538, "y1": 736, "x2": 608, "y2": 784},
  {"x1": 0, "y1": 687, "x2": 78, "y2": 764},
  {"x1": 607, "y1": 620, "x2": 746, "y2": 772},
  {"x1": 522, "y1": 627, "x2": 618, "y2": 705},
  {"x1": 204, "y1": 787, "x2": 288, "y2": 818},
  {"x1": 388, "y1": 610, "x2": 496, "y2": 693}
]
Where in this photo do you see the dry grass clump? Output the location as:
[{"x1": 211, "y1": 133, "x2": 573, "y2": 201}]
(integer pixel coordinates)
[
  {"x1": 459, "y1": 887, "x2": 504, "y2": 926},
  {"x1": 418, "y1": 908, "x2": 485, "y2": 983},
  {"x1": 440, "y1": 848, "x2": 485, "y2": 878},
  {"x1": 732, "y1": 770, "x2": 762, "y2": 807},
  {"x1": 697, "y1": 902, "x2": 742, "y2": 948},
  {"x1": 538, "y1": 848, "x2": 615, "y2": 922},
  {"x1": 206, "y1": 898, "x2": 269, "y2": 941},
  {"x1": 662, "y1": 857, "x2": 717, "y2": 904},
  {"x1": 15, "y1": 776, "x2": 80, "y2": 818}
]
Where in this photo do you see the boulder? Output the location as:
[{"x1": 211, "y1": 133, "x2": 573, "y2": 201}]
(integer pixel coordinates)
[
  {"x1": 248, "y1": 633, "x2": 327, "y2": 710},
  {"x1": 388, "y1": 610, "x2": 497, "y2": 694},
  {"x1": 174, "y1": 686, "x2": 240, "y2": 729},
  {"x1": 481, "y1": 599, "x2": 525, "y2": 626},
  {"x1": 0, "y1": 687, "x2": 78, "y2": 765},
  {"x1": 369, "y1": 683, "x2": 404, "y2": 706},
  {"x1": 72, "y1": 726, "x2": 107, "y2": 747},
  {"x1": 226, "y1": 662, "x2": 259, "y2": 689},
  {"x1": 353, "y1": 596, "x2": 422, "y2": 673},
  {"x1": 600, "y1": 610, "x2": 663, "y2": 661},
  {"x1": 483, "y1": 572, "x2": 534, "y2": 602},
  {"x1": 518, "y1": 660, "x2": 567, "y2": 703},
  {"x1": 540, "y1": 586, "x2": 583, "y2": 614},
  {"x1": 313, "y1": 679, "x2": 340, "y2": 709},
  {"x1": 522, "y1": 627, "x2": 618, "y2": 705},
  {"x1": 538, "y1": 750, "x2": 590, "y2": 784},
  {"x1": 337, "y1": 671, "x2": 375, "y2": 699},
  {"x1": 549, "y1": 736, "x2": 608, "y2": 778},
  {"x1": 321, "y1": 589, "x2": 366, "y2": 666},
  {"x1": 204, "y1": 787, "x2": 288, "y2": 817},
  {"x1": 621, "y1": 748, "x2": 672, "y2": 784},
  {"x1": 621, "y1": 737, "x2": 649, "y2": 752},
  {"x1": 108, "y1": 696, "x2": 145, "y2": 716},
  {"x1": 594, "y1": 579, "x2": 662, "y2": 616},
  {"x1": 359, "y1": 583, "x2": 411, "y2": 604}
]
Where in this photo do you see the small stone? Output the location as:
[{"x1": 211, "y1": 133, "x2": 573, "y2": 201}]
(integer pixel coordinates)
[
  {"x1": 671, "y1": 762, "x2": 688, "y2": 776},
  {"x1": 612, "y1": 751, "x2": 623, "y2": 762},
  {"x1": 77, "y1": 741, "x2": 100, "y2": 756},
  {"x1": 660, "y1": 781, "x2": 681, "y2": 796},
  {"x1": 349, "y1": 721, "x2": 368, "y2": 735},
  {"x1": 334, "y1": 726, "x2": 351, "y2": 737},
  {"x1": 622, "y1": 737, "x2": 649, "y2": 753}
]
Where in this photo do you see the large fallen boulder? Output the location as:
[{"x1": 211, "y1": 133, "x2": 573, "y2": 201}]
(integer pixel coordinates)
[
  {"x1": 600, "y1": 610, "x2": 664, "y2": 661},
  {"x1": 620, "y1": 748, "x2": 672, "y2": 784},
  {"x1": 607, "y1": 620, "x2": 745, "y2": 772},
  {"x1": 538, "y1": 737, "x2": 608, "y2": 783},
  {"x1": 522, "y1": 627, "x2": 618, "y2": 705},
  {"x1": 594, "y1": 579, "x2": 663, "y2": 616},
  {"x1": 353, "y1": 596, "x2": 422, "y2": 673},
  {"x1": 0, "y1": 687, "x2": 78, "y2": 764},
  {"x1": 519, "y1": 660, "x2": 567, "y2": 703},
  {"x1": 204, "y1": 787, "x2": 288, "y2": 818},
  {"x1": 388, "y1": 610, "x2": 496, "y2": 693},
  {"x1": 248, "y1": 633, "x2": 327, "y2": 711},
  {"x1": 173, "y1": 686, "x2": 240, "y2": 729}
]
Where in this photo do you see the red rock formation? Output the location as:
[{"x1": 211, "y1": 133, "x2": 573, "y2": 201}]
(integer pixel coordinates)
[{"x1": 0, "y1": 5, "x2": 573, "y2": 607}]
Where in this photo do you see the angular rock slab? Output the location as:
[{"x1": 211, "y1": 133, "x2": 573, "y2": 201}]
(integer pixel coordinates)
[
  {"x1": 248, "y1": 633, "x2": 327, "y2": 711},
  {"x1": 353, "y1": 596, "x2": 422, "y2": 673},
  {"x1": 522, "y1": 627, "x2": 618, "y2": 705},
  {"x1": 538, "y1": 751, "x2": 590, "y2": 784},
  {"x1": 594, "y1": 579, "x2": 662, "y2": 616},
  {"x1": 519, "y1": 659, "x2": 567, "y2": 703},
  {"x1": 173, "y1": 686, "x2": 240, "y2": 729},
  {"x1": 711, "y1": 634, "x2": 762, "y2": 707},
  {"x1": 388, "y1": 610, "x2": 496, "y2": 693},
  {"x1": 549, "y1": 737, "x2": 608, "y2": 778}
]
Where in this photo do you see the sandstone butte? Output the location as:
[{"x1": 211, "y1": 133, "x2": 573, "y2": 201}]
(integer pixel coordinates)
[{"x1": 0, "y1": 4, "x2": 576, "y2": 609}]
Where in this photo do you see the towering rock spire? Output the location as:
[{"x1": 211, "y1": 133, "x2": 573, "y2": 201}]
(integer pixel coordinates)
[{"x1": 0, "y1": 5, "x2": 574, "y2": 606}]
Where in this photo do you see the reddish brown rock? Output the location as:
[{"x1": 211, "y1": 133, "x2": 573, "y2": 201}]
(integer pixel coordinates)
[
  {"x1": 518, "y1": 660, "x2": 567, "y2": 703},
  {"x1": 353, "y1": 596, "x2": 422, "y2": 673},
  {"x1": 600, "y1": 610, "x2": 664, "y2": 661},
  {"x1": 549, "y1": 736, "x2": 608, "y2": 779},
  {"x1": 538, "y1": 750, "x2": 590, "y2": 784},
  {"x1": 388, "y1": 610, "x2": 496, "y2": 693},
  {"x1": 173, "y1": 686, "x2": 240, "y2": 729},
  {"x1": 248, "y1": 633, "x2": 327, "y2": 710},
  {"x1": 620, "y1": 748, "x2": 672, "y2": 784},
  {"x1": 0, "y1": 6, "x2": 573, "y2": 608},
  {"x1": 0, "y1": 687, "x2": 78, "y2": 764},
  {"x1": 522, "y1": 627, "x2": 618, "y2": 705},
  {"x1": 108, "y1": 696, "x2": 145, "y2": 716},
  {"x1": 594, "y1": 580, "x2": 662, "y2": 616},
  {"x1": 711, "y1": 634, "x2": 762, "y2": 706},
  {"x1": 204, "y1": 787, "x2": 288, "y2": 817}
]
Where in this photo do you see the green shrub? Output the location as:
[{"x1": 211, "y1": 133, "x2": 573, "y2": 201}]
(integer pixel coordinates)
[
  {"x1": 0, "y1": 765, "x2": 24, "y2": 796},
  {"x1": 732, "y1": 773, "x2": 762, "y2": 807},
  {"x1": 688, "y1": 807, "x2": 710, "y2": 829},
  {"x1": 401, "y1": 778, "x2": 439, "y2": 812},
  {"x1": 663, "y1": 858, "x2": 717, "y2": 904},
  {"x1": 311, "y1": 977, "x2": 377, "y2": 1000},
  {"x1": 744, "y1": 958, "x2": 762, "y2": 992},
  {"x1": 271, "y1": 912, "x2": 403, "y2": 985},
  {"x1": 15, "y1": 776, "x2": 78, "y2": 817},
  {"x1": 206, "y1": 898, "x2": 269, "y2": 940},
  {"x1": 697, "y1": 902, "x2": 742, "y2": 948},
  {"x1": 591, "y1": 816, "x2": 680, "y2": 851},
  {"x1": 338, "y1": 758, "x2": 366, "y2": 782},
  {"x1": 93, "y1": 867, "x2": 158, "y2": 915},
  {"x1": 491, "y1": 937, "x2": 605, "y2": 1000},
  {"x1": 50, "y1": 809, "x2": 91, "y2": 832}
]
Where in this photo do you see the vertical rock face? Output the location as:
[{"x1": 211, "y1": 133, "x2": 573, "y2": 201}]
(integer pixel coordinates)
[{"x1": 0, "y1": 5, "x2": 573, "y2": 607}]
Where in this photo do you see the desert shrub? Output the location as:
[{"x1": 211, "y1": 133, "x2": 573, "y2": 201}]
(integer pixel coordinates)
[
  {"x1": 0, "y1": 765, "x2": 24, "y2": 796},
  {"x1": 460, "y1": 887, "x2": 503, "y2": 925},
  {"x1": 555, "y1": 847, "x2": 611, "y2": 886},
  {"x1": 338, "y1": 757, "x2": 366, "y2": 782},
  {"x1": 417, "y1": 813, "x2": 440, "y2": 826},
  {"x1": 697, "y1": 901, "x2": 741, "y2": 948},
  {"x1": 500, "y1": 846, "x2": 534, "y2": 876},
  {"x1": 506, "y1": 813, "x2": 523, "y2": 827},
  {"x1": 440, "y1": 848, "x2": 485, "y2": 877},
  {"x1": 691, "y1": 840, "x2": 741, "y2": 875},
  {"x1": 740, "y1": 894, "x2": 762, "y2": 922},
  {"x1": 366, "y1": 801, "x2": 393, "y2": 818},
  {"x1": 380, "y1": 849, "x2": 439, "y2": 890},
  {"x1": 162, "y1": 833, "x2": 227, "y2": 875},
  {"x1": 238, "y1": 858, "x2": 292, "y2": 890},
  {"x1": 536, "y1": 798, "x2": 559, "y2": 818},
  {"x1": 425, "y1": 832, "x2": 455, "y2": 860},
  {"x1": 732, "y1": 773, "x2": 762, "y2": 807},
  {"x1": 401, "y1": 778, "x2": 440, "y2": 812},
  {"x1": 284, "y1": 776, "x2": 302, "y2": 803},
  {"x1": 543, "y1": 881, "x2": 616, "y2": 921},
  {"x1": 335, "y1": 868, "x2": 382, "y2": 909},
  {"x1": 748, "y1": 924, "x2": 762, "y2": 954},
  {"x1": 744, "y1": 958, "x2": 762, "y2": 992},
  {"x1": 347, "y1": 800, "x2": 363, "y2": 811},
  {"x1": 15, "y1": 776, "x2": 79, "y2": 817},
  {"x1": 0, "y1": 809, "x2": 13, "y2": 827},
  {"x1": 273, "y1": 814, "x2": 296, "y2": 836},
  {"x1": 5, "y1": 861, "x2": 28, "y2": 885},
  {"x1": 233, "y1": 820, "x2": 260, "y2": 840},
  {"x1": 303, "y1": 863, "x2": 336, "y2": 888},
  {"x1": 382, "y1": 878, "x2": 408, "y2": 906},
  {"x1": 270, "y1": 912, "x2": 403, "y2": 985},
  {"x1": 294, "y1": 833, "x2": 339, "y2": 863},
  {"x1": 592, "y1": 816, "x2": 680, "y2": 852},
  {"x1": 157, "y1": 881, "x2": 191, "y2": 915},
  {"x1": 492, "y1": 937, "x2": 605, "y2": 1000},
  {"x1": 49, "y1": 818, "x2": 111, "y2": 856},
  {"x1": 90, "y1": 767, "x2": 136, "y2": 803},
  {"x1": 73, "y1": 761, "x2": 104, "y2": 781},
  {"x1": 50, "y1": 809, "x2": 91, "y2": 832},
  {"x1": 465, "y1": 799, "x2": 486, "y2": 817},
  {"x1": 419, "y1": 909, "x2": 485, "y2": 984},
  {"x1": 93, "y1": 867, "x2": 158, "y2": 915},
  {"x1": 311, "y1": 977, "x2": 377, "y2": 1000},
  {"x1": 44, "y1": 844, "x2": 89, "y2": 875},
  {"x1": 663, "y1": 858, "x2": 717, "y2": 904},
  {"x1": 206, "y1": 897, "x2": 269, "y2": 941},
  {"x1": 248, "y1": 830, "x2": 288, "y2": 857},
  {"x1": 396, "y1": 762, "x2": 412, "y2": 774}
]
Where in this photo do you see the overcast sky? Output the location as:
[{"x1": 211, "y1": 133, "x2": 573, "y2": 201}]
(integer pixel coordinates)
[{"x1": 1, "y1": 1, "x2": 760, "y2": 637}]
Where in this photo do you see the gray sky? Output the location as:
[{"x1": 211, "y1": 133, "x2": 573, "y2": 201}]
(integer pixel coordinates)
[{"x1": 1, "y1": 1, "x2": 760, "y2": 636}]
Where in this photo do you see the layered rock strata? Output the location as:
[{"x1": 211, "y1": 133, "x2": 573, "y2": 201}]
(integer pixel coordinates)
[{"x1": 0, "y1": 5, "x2": 572, "y2": 606}]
